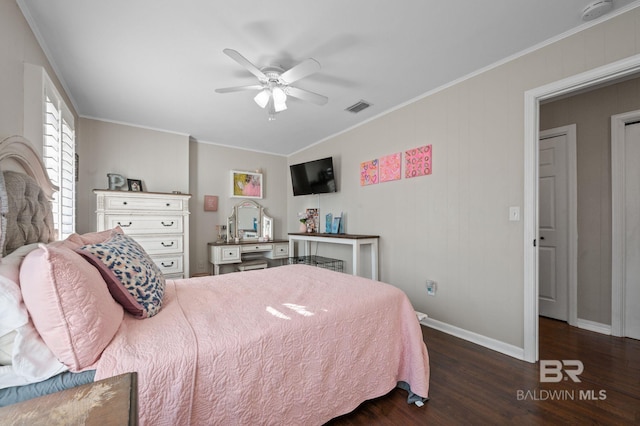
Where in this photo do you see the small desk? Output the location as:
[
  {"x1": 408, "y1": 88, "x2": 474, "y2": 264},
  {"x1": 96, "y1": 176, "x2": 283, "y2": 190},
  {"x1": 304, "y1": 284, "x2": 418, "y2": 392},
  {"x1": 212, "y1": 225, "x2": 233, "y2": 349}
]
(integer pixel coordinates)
[
  {"x1": 208, "y1": 239, "x2": 289, "y2": 275},
  {"x1": 288, "y1": 233, "x2": 379, "y2": 280}
]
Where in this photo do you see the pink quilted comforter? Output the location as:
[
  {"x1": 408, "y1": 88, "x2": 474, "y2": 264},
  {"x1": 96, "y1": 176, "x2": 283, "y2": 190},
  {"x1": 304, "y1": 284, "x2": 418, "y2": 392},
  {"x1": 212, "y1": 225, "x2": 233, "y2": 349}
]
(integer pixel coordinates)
[{"x1": 95, "y1": 264, "x2": 429, "y2": 425}]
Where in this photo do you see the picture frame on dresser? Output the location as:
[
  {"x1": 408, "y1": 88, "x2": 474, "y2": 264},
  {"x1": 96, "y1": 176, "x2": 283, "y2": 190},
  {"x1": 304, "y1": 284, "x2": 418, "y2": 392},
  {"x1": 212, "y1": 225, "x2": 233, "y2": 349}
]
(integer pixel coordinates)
[
  {"x1": 230, "y1": 170, "x2": 263, "y2": 199},
  {"x1": 127, "y1": 179, "x2": 143, "y2": 192}
]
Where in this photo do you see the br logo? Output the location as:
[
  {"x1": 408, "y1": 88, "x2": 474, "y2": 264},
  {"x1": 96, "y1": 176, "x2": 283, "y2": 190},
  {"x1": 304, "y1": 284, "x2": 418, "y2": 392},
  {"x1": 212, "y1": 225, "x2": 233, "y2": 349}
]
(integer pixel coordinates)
[{"x1": 539, "y1": 360, "x2": 584, "y2": 383}]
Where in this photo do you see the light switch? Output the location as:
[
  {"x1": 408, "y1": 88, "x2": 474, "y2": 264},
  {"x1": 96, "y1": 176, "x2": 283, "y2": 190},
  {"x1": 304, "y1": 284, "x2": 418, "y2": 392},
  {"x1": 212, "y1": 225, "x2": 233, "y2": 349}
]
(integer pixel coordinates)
[{"x1": 509, "y1": 206, "x2": 520, "y2": 221}]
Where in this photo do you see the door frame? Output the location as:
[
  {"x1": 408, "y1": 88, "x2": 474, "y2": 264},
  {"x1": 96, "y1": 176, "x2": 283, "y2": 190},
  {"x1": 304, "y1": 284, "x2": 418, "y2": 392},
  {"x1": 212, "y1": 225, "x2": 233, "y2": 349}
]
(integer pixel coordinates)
[
  {"x1": 611, "y1": 109, "x2": 640, "y2": 337},
  {"x1": 538, "y1": 125, "x2": 578, "y2": 327},
  {"x1": 523, "y1": 53, "x2": 640, "y2": 363}
]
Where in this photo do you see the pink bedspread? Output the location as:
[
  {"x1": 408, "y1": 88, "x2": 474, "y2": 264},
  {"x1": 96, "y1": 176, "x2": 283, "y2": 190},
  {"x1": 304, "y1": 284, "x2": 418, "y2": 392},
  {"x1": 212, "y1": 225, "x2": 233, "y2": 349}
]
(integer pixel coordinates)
[{"x1": 95, "y1": 264, "x2": 429, "y2": 425}]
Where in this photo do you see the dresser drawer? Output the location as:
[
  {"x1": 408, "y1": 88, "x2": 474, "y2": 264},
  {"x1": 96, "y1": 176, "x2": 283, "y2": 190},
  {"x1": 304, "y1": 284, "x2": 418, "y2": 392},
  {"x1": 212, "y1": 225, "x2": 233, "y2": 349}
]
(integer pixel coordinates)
[
  {"x1": 210, "y1": 246, "x2": 241, "y2": 264},
  {"x1": 241, "y1": 243, "x2": 273, "y2": 253},
  {"x1": 134, "y1": 235, "x2": 183, "y2": 255},
  {"x1": 152, "y1": 255, "x2": 183, "y2": 275},
  {"x1": 265, "y1": 243, "x2": 289, "y2": 259},
  {"x1": 106, "y1": 215, "x2": 183, "y2": 234},
  {"x1": 221, "y1": 246, "x2": 240, "y2": 261},
  {"x1": 103, "y1": 196, "x2": 185, "y2": 211}
]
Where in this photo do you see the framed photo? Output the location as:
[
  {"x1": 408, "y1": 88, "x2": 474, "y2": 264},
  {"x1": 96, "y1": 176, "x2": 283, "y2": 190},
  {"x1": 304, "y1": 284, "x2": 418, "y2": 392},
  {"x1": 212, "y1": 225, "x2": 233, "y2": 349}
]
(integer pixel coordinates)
[
  {"x1": 127, "y1": 179, "x2": 143, "y2": 192},
  {"x1": 230, "y1": 170, "x2": 263, "y2": 199},
  {"x1": 305, "y1": 208, "x2": 319, "y2": 233}
]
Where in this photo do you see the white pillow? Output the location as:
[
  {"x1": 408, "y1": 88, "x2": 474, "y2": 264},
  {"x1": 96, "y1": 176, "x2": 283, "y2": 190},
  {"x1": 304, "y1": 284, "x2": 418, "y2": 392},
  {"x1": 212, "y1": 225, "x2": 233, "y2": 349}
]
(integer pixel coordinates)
[
  {"x1": 0, "y1": 244, "x2": 67, "y2": 388},
  {"x1": 0, "y1": 275, "x2": 27, "y2": 337},
  {"x1": 0, "y1": 331, "x2": 16, "y2": 365}
]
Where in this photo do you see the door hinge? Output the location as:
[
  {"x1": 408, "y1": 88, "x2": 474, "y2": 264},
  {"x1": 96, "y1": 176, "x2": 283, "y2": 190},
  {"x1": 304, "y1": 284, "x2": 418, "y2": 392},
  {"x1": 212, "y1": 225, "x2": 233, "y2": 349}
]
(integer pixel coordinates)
[{"x1": 533, "y1": 239, "x2": 537, "y2": 247}]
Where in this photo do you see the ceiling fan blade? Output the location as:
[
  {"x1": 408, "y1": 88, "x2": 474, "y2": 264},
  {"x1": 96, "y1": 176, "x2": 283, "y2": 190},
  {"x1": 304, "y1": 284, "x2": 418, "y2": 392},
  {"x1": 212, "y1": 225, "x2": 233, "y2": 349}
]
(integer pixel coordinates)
[
  {"x1": 278, "y1": 58, "x2": 321, "y2": 84},
  {"x1": 215, "y1": 84, "x2": 263, "y2": 94},
  {"x1": 222, "y1": 48, "x2": 267, "y2": 81},
  {"x1": 285, "y1": 86, "x2": 328, "y2": 106}
]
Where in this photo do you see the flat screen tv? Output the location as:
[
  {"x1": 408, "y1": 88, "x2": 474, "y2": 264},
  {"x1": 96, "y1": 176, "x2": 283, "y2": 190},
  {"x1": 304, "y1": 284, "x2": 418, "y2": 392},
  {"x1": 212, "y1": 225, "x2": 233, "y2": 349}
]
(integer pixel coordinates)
[{"x1": 290, "y1": 157, "x2": 337, "y2": 196}]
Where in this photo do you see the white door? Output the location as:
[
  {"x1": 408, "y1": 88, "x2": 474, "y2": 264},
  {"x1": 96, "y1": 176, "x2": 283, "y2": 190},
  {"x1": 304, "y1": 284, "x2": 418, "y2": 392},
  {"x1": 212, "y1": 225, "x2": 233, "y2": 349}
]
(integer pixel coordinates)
[
  {"x1": 623, "y1": 121, "x2": 640, "y2": 339},
  {"x1": 539, "y1": 130, "x2": 569, "y2": 321}
]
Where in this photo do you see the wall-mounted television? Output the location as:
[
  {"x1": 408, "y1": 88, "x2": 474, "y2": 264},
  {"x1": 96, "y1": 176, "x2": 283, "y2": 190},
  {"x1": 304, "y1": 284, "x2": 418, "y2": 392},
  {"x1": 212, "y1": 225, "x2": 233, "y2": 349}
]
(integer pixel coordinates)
[{"x1": 290, "y1": 157, "x2": 337, "y2": 196}]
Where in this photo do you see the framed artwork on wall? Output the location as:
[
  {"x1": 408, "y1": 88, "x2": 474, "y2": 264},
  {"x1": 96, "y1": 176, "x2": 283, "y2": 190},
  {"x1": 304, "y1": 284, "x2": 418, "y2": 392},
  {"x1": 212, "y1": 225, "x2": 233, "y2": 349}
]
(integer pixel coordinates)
[
  {"x1": 379, "y1": 152, "x2": 402, "y2": 182},
  {"x1": 204, "y1": 195, "x2": 218, "y2": 211},
  {"x1": 405, "y1": 144, "x2": 432, "y2": 178},
  {"x1": 360, "y1": 159, "x2": 378, "y2": 186},
  {"x1": 230, "y1": 170, "x2": 263, "y2": 199}
]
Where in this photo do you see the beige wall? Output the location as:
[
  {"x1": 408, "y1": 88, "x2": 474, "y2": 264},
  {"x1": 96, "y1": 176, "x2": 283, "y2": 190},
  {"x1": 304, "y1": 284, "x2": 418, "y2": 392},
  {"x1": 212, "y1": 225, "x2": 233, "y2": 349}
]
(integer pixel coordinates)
[
  {"x1": 0, "y1": 0, "x2": 74, "y2": 145},
  {"x1": 289, "y1": 7, "x2": 640, "y2": 349},
  {"x1": 76, "y1": 118, "x2": 190, "y2": 234},
  {"x1": 540, "y1": 76, "x2": 640, "y2": 325},
  {"x1": 188, "y1": 141, "x2": 288, "y2": 275}
]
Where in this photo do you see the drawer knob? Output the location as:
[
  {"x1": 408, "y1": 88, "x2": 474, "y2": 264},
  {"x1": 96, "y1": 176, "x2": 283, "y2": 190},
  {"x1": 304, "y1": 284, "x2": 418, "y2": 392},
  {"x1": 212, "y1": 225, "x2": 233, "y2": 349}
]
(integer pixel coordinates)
[
  {"x1": 123, "y1": 201, "x2": 128, "y2": 205},
  {"x1": 161, "y1": 221, "x2": 174, "y2": 227},
  {"x1": 161, "y1": 242, "x2": 175, "y2": 247},
  {"x1": 166, "y1": 203, "x2": 170, "y2": 207},
  {"x1": 117, "y1": 221, "x2": 132, "y2": 227},
  {"x1": 161, "y1": 261, "x2": 175, "y2": 267}
]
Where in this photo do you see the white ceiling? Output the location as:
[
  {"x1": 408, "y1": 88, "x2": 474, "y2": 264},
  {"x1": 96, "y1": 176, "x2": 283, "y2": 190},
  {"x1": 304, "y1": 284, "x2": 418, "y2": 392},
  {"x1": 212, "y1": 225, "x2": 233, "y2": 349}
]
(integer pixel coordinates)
[{"x1": 18, "y1": 0, "x2": 639, "y2": 155}]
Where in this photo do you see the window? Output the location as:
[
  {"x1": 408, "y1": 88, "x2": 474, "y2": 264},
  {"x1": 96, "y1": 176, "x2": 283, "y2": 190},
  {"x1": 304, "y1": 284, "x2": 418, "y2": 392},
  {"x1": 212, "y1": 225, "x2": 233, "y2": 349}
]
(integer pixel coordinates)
[{"x1": 43, "y1": 82, "x2": 76, "y2": 240}]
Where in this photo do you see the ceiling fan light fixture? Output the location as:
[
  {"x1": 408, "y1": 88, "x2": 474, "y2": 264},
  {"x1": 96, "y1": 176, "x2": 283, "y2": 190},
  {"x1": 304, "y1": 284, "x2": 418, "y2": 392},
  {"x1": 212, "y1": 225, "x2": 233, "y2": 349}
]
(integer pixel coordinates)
[
  {"x1": 272, "y1": 87, "x2": 287, "y2": 112},
  {"x1": 254, "y1": 89, "x2": 270, "y2": 109},
  {"x1": 217, "y1": 48, "x2": 327, "y2": 121}
]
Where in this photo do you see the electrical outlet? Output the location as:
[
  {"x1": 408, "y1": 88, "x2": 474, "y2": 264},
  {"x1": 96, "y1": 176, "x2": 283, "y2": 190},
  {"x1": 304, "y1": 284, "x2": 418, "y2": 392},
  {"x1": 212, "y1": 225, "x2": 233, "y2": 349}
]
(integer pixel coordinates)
[
  {"x1": 197, "y1": 259, "x2": 205, "y2": 270},
  {"x1": 426, "y1": 280, "x2": 437, "y2": 296}
]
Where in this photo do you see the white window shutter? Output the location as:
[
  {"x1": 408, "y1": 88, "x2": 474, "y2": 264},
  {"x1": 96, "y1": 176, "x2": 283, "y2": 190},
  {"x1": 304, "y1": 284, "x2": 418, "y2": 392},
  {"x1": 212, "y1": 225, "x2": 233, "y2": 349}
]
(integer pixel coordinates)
[{"x1": 44, "y1": 89, "x2": 75, "y2": 240}]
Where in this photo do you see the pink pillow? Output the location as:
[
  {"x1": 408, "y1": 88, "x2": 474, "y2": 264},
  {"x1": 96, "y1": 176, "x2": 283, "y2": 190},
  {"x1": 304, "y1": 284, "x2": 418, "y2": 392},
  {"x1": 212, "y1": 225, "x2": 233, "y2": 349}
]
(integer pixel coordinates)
[
  {"x1": 63, "y1": 227, "x2": 123, "y2": 249},
  {"x1": 77, "y1": 226, "x2": 124, "y2": 245},
  {"x1": 20, "y1": 244, "x2": 124, "y2": 371}
]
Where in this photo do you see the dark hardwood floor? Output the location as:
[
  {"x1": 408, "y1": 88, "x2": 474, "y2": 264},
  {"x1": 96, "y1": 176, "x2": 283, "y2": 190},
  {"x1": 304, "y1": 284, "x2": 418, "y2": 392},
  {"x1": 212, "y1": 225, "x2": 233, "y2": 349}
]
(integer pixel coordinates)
[{"x1": 326, "y1": 318, "x2": 640, "y2": 425}]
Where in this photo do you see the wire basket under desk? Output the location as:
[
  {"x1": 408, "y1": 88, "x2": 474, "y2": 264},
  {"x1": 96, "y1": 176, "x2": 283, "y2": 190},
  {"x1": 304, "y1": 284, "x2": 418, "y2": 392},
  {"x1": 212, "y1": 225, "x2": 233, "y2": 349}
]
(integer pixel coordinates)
[{"x1": 287, "y1": 255, "x2": 344, "y2": 273}]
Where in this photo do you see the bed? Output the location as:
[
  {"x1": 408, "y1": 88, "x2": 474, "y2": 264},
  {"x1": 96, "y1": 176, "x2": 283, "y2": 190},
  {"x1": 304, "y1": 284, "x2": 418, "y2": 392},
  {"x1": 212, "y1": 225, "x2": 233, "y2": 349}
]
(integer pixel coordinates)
[{"x1": 0, "y1": 135, "x2": 429, "y2": 425}]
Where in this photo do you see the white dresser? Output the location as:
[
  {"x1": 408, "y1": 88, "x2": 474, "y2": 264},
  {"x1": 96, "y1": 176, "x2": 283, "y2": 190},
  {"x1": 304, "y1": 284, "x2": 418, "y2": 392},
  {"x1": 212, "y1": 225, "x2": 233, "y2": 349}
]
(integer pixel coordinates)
[{"x1": 94, "y1": 190, "x2": 191, "y2": 279}]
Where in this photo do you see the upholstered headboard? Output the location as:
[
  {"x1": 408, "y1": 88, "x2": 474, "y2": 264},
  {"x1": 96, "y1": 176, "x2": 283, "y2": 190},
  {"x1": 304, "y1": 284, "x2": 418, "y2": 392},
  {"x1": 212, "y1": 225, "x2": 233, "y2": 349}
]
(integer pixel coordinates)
[{"x1": 0, "y1": 136, "x2": 57, "y2": 256}]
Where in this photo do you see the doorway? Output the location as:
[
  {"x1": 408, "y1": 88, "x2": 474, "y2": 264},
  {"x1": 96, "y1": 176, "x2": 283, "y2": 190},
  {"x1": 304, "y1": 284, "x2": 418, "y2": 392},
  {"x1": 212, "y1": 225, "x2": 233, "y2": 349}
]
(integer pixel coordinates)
[
  {"x1": 612, "y1": 111, "x2": 640, "y2": 340},
  {"x1": 523, "y1": 54, "x2": 640, "y2": 363}
]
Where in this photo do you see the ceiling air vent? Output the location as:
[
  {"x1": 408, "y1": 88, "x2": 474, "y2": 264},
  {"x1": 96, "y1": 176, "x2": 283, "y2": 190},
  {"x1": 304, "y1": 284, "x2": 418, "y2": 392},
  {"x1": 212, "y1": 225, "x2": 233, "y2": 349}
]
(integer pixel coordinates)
[{"x1": 345, "y1": 100, "x2": 371, "y2": 114}]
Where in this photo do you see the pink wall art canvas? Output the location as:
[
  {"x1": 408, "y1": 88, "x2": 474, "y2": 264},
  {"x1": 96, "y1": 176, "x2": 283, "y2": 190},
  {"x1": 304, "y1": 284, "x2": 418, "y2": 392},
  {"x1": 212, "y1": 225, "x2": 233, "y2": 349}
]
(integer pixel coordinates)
[
  {"x1": 379, "y1": 153, "x2": 401, "y2": 183},
  {"x1": 360, "y1": 159, "x2": 378, "y2": 186},
  {"x1": 405, "y1": 145, "x2": 432, "y2": 178}
]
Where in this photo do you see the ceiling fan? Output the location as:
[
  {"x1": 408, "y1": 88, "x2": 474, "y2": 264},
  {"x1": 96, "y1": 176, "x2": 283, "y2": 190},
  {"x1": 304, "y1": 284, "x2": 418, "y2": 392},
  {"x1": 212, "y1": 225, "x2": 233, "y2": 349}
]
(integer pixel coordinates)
[{"x1": 215, "y1": 49, "x2": 328, "y2": 121}]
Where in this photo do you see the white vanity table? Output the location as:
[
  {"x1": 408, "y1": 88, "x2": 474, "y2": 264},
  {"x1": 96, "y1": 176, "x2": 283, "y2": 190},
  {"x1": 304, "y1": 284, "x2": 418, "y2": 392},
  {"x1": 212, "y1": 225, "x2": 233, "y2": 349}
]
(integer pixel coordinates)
[
  {"x1": 208, "y1": 239, "x2": 289, "y2": 275},
  {"x1": 208, "y1": 199, "x2": 289, "y2": 274},
  {"x1": 288, "y1": 232, "x2": 380, "y2": 280}
]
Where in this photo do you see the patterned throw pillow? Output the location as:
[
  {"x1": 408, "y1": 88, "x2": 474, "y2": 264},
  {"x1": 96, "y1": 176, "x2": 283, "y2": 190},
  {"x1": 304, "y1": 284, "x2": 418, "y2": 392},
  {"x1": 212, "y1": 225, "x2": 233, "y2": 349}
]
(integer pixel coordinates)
[{"x1": 76, "y1": 232, "x2": 165, "y2": 318}]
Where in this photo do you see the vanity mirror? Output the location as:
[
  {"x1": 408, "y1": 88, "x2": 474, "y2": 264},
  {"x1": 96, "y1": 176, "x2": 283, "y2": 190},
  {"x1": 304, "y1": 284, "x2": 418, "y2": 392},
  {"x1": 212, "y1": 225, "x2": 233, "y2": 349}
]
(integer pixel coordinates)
[{"x1": 227, "y1": 199, "x2": 273, "y2": 241}]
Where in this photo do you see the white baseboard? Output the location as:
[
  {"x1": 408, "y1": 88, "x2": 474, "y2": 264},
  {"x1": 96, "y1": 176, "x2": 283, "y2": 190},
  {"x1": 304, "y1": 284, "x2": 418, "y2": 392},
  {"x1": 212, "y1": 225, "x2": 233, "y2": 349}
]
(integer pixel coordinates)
[
  {"x1": 420, "y1": 317, "x2": 525, "y2": 361},
  {"x1": 418, "y1": 317, "x2": 611, "y2": 362},
  {"x1": 576, "y1": 318, "x2": 611, "y2": 335}
]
